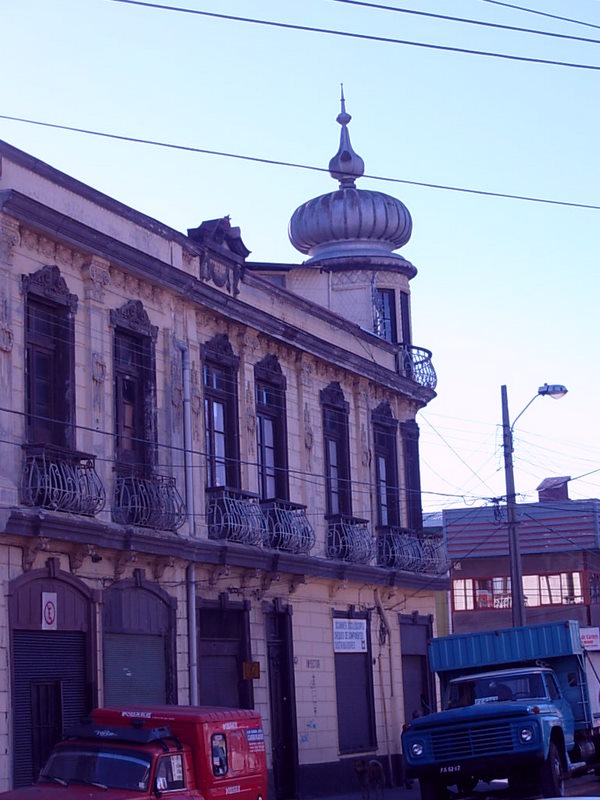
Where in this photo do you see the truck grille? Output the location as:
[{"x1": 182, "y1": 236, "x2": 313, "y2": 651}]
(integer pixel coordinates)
[{"x1": 431, "y1": 723, "x2": 514, "y2": 760}]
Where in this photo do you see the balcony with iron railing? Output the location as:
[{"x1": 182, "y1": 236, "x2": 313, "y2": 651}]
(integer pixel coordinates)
[
  {"x1": 206, "y1": 486, "x2": 266, "y2": 546},
  {"x1": 112, "y1": 469, "x2": 186, "y2": 532},
  {"x1": 326, "y1": 514, "x2": 375, "y2": 565},
  {"x1": 396, "y1": 344, "x2": 437, "y2": 390},
  {"x1": 21, "y1": 443, "x2": 106, "y2": 516},
  {"x1": 261, "y1": 499, "x2": 315, "y2": 555},
  {"x1": 377, "y1": 526, "x2": 448, "y2": 574}
]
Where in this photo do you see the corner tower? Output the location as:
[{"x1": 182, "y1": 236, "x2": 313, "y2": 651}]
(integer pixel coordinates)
[{"x1": 286, "y1": 91, "x2": 419, "y2": 349}]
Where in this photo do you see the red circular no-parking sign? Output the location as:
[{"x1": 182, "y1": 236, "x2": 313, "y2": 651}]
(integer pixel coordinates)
[{"x1": 43, "y1": 598, "x2": 56, "y2": 627}]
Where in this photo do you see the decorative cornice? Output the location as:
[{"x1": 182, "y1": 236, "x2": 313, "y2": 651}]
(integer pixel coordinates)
[
  {"x1": 22, "y1": 264, "x2": 78, "y2": 313},
  {"x1": 5, "y1": 507, "x2": 450, "y2": 591},
  {"x1": 254, "y1": 353, "x2": 286, "y2": 388},
  {"x1": 110, "y1": 299, "x2": 158, "y2": 340},
  {"x1": 320, "y1": 381, "x2": 348, "y2": 410},
  {"x1": 0, "y1": 189, "x2": 434, "y2": 405}
]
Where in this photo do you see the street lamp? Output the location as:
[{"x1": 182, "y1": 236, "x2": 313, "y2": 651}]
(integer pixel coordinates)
[{"x1": 501, "y1": 383, "x2": 568, "y2": 628}]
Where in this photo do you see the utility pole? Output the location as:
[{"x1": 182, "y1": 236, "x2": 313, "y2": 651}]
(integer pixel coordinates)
[{"x1": 501, "y1": 385, "x2": 525, "y2": 628}]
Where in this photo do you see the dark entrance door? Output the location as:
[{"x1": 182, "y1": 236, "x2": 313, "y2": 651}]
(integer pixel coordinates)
[
  {"x1": 13, "y1": 630, "x2": 88, "y2": 787},
  {"x1": 197, "y1": 604, "x2": 253, "y2": 708},
  {"x1": 399, "y1": 613, "x2": 435, "y2": 722},
  {"x1": 266, "y1": 608, "x2": 298, "y2": 800}
]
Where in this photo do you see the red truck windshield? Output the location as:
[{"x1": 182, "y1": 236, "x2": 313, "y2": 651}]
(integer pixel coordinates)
[{"x1": 39, "y1": 744, "x2": 153, "y2": 792}]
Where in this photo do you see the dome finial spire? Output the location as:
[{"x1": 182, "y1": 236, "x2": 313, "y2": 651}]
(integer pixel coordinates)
[{"x1": 329, "y1": 86, "x2": 365, "y2": 188}]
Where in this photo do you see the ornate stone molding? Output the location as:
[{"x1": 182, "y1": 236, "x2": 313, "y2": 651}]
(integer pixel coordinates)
[
  {"x1": 320, "y1": 381, "x2": 348, "y2": 410},
  {"x1": 203, "y1": 333, "x2": 238, "y2": 367},
  {"x1": 81, "y1": 256, "x2": 110, "y2": 301},
  {"x1": 22, "y1": 264, "x2": 78, "y2": 312},
  {"x1": 0, "y1": 214, "x2": 20, "y2": 261},
  {"x1": 303, "y1": 404, "x2": 313, "y2": 451},
  {"x1": 255, "y1": 353, "x2": 286, "y2": 387},
  {"x1": 0, "y1": 293, "x2": 13, "y2": 353},
  {"x1": 110, "y1": 299, "x2": 158, "y2": 340},
  {"x1": 199, "y1": 253, "x2": 243, "y2": 296},
  {"x1": 91, "y1": 352, "x2": 106, "y2": 384}
]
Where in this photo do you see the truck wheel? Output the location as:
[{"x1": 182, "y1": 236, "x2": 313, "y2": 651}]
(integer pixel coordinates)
[
  {"x1": 419, "y1": 777, "x2": 447, "y2": 800},
  {"x1": 539, "y1": 742, "x2": 565, "y2": 798},
  {"x1": 456, "y1": 775, "x2": 478, "y2": 796}
]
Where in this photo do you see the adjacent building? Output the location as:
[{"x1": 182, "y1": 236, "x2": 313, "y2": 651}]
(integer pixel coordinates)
[
  {"x1": 445, "y1": 477, "x2": 600, "y2": 634},
  {"x1": 0, "y1": 100, "x2": 447, "y2": 795}
]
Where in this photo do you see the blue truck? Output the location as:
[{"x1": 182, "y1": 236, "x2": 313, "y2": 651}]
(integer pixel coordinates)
[{"x1": 401, "y1": 620, "x2": 600, "y2": 800}]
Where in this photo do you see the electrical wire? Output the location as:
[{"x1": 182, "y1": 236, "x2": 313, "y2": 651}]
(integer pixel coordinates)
[
  {"x1": 1, "y1": 114, "x2": 599, "y2": 210},
  {"x1": 330, "y1": 0, "x2": 600, "y2": 46},
  {"x1": 105, "y1": 0, "x2": 600, "y2": 72},
  {"x1": 477, "y1": 0, "x2": 600, "y2": 32}
]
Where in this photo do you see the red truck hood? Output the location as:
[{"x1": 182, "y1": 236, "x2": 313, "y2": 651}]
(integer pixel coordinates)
[{"x1": 0, "y1": 784, "x2": 144, "y2": 800}]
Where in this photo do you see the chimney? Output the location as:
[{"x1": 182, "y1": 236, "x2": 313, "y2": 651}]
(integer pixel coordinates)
[{"x1": 536, "y1": 477, "x2": 570, "y2": 502}]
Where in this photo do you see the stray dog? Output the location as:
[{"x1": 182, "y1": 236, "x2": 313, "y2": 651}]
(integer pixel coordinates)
[{"x1": 354, "y1": 758, "x2": 385, "y2": 800}]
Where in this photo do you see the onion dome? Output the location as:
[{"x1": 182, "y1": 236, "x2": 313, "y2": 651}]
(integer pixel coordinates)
[{"x1": 289, "y1": 90, "x2": 412, "y2": 263}]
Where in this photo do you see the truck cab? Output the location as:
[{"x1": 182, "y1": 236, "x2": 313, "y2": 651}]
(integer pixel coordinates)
[
  {"x1": 402, "y1": 621, "x2": 600, "y2": 800},
  {"x1": 0, "y1": 706, "x2": 267, "y2": 800}
]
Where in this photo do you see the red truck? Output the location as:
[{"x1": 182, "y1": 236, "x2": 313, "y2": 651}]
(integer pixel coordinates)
[{"x1": 1, "y1": 705, "x2": 268, "y2": 800}]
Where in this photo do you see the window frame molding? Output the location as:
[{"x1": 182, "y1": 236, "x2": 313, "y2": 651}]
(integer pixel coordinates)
[
  {"x1": 23, "y1": 265, "x2": 77, "y2": 449},
  {"x1": 372, "y1": 401, "x2": 400, "y2": 530},
  {"x1": 110, "y1": 300, "x2": 158, "y2": 474},
  {"x1": 254, "y1": 354, "x2": 289, "y2": 502},
  {"x1": 202, "y1": 334, "x2": 240, "y2": 490},
  {"x1": 320, "y1": 382, "x2": 352, "y2": 518}
]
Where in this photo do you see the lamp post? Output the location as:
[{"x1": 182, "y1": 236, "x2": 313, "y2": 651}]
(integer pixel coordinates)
[{"x1": 501, "y1": 383, "x2": 568, "y2": 628}]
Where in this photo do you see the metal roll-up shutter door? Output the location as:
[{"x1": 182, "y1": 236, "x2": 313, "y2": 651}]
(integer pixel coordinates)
[
  {"x1": 103, "y1": 633, "x2": 166, "y2": 706},
  {"x1": 13, "y1": 630, "x2": 87, "y2": 788}
]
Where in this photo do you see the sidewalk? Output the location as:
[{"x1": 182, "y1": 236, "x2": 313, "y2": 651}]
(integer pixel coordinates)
[{"x1": 307, "y1": 781, "x2": 420, "y2": 800}]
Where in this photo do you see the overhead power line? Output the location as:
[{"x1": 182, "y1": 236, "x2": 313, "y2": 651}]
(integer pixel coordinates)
[
  {"x1": 1, "y1": 113, "x2": 599, "y2": 210},
  {"x1": 105, "y1": 0, "x2": 600, "y2": 72},
  {"x1": 330, "y1": 0, "x2": 600, "y2": 46},
  {"x1": 477, "y1": 0, "x2": 600, "y2": 32}
]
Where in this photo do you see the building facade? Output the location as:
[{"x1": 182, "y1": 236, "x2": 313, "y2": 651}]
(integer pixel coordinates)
[
  {"x1": 0, "y1": 102, "x2": 447, "y2": 796},
  {"x1": 445, "y1": 478, "x2": 600, "y2": 635}
]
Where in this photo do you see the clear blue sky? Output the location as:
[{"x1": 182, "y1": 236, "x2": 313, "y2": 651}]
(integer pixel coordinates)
[{"x1": 3, "y1": 0, "x2": 599, "y2": 512}]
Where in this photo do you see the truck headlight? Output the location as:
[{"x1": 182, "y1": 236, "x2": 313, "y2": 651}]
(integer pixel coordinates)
[
  {"x1": 519, "y1": 726, "x2": 534, "y2": 743},
  {"x1": 410, "y1": 741, "x2": 425, "y2": 757}
]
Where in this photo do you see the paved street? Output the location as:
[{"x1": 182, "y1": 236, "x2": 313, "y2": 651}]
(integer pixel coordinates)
[{"x1": 316, "y1": 772, "x2": 600, "y2": 800}]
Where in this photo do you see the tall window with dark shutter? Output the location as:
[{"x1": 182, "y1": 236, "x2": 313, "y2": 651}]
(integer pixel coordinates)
[
  {"x1": 203, "y1": 335, "x2": 240, "y2": 489},
  {"x1": 255, "y1": 355, "x2": 288, "y2": 501},
  {"x1": 374, "y1": 288, "x2": 397, "y2": 343},
  {"x1": 111, "y1": 300, "x2": 157, "y2": 475},
  {"x1": 23, "y1": 266, "x2": 77, "y2": 448},
  {"x1": 399, "y1": 290, "x2": 411, "y2": 345},
  {"x1": 321, "y1": 383, "x2": 351, "y2": 516},
  {"x1": 372, "y1": 402, "x2": 400, "y2": 529},
  {"x1": 401, "y1": 419, "x2": 424, "y2": 532}
]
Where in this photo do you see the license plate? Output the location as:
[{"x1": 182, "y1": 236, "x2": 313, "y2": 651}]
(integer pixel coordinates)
[{"x1": 439, "y1": 765, "x2": 462, "y2": 774}]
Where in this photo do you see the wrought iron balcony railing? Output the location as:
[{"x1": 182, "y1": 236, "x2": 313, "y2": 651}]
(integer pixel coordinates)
[
  {"x1": 206, "y1": 486, "x2": 266, "y2": 546},
  {"x1": 21, "y1": 443, "x2": 106, "y2": 516},
  {"x1": 112, "y1": 470, "x2": 186, "y2": 532},
  {"x1": 326, "y1": 514, "x2": 375, "y2": 565},
  {"x1": 377, "y1": 526, "x2": 448, "y2": 574},
  {"x1": 396, "y1": 344, "x2": 437, "y2": 390},
  {"x1": 261, "y1": 499, "x2": 315, "y2": 555}
]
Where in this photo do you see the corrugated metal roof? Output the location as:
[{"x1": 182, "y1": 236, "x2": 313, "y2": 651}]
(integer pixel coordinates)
[{"x1": 443, "y1": 500, "x2": 600, "y2": 560}]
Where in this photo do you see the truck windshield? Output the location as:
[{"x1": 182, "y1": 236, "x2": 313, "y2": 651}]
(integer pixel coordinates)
[
  {"x1": 39, "y1": 744, "x2": 152, "y2": 791},
  {"x1": 446, "y1": 673, "x2": 547, "y2": 708}
]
